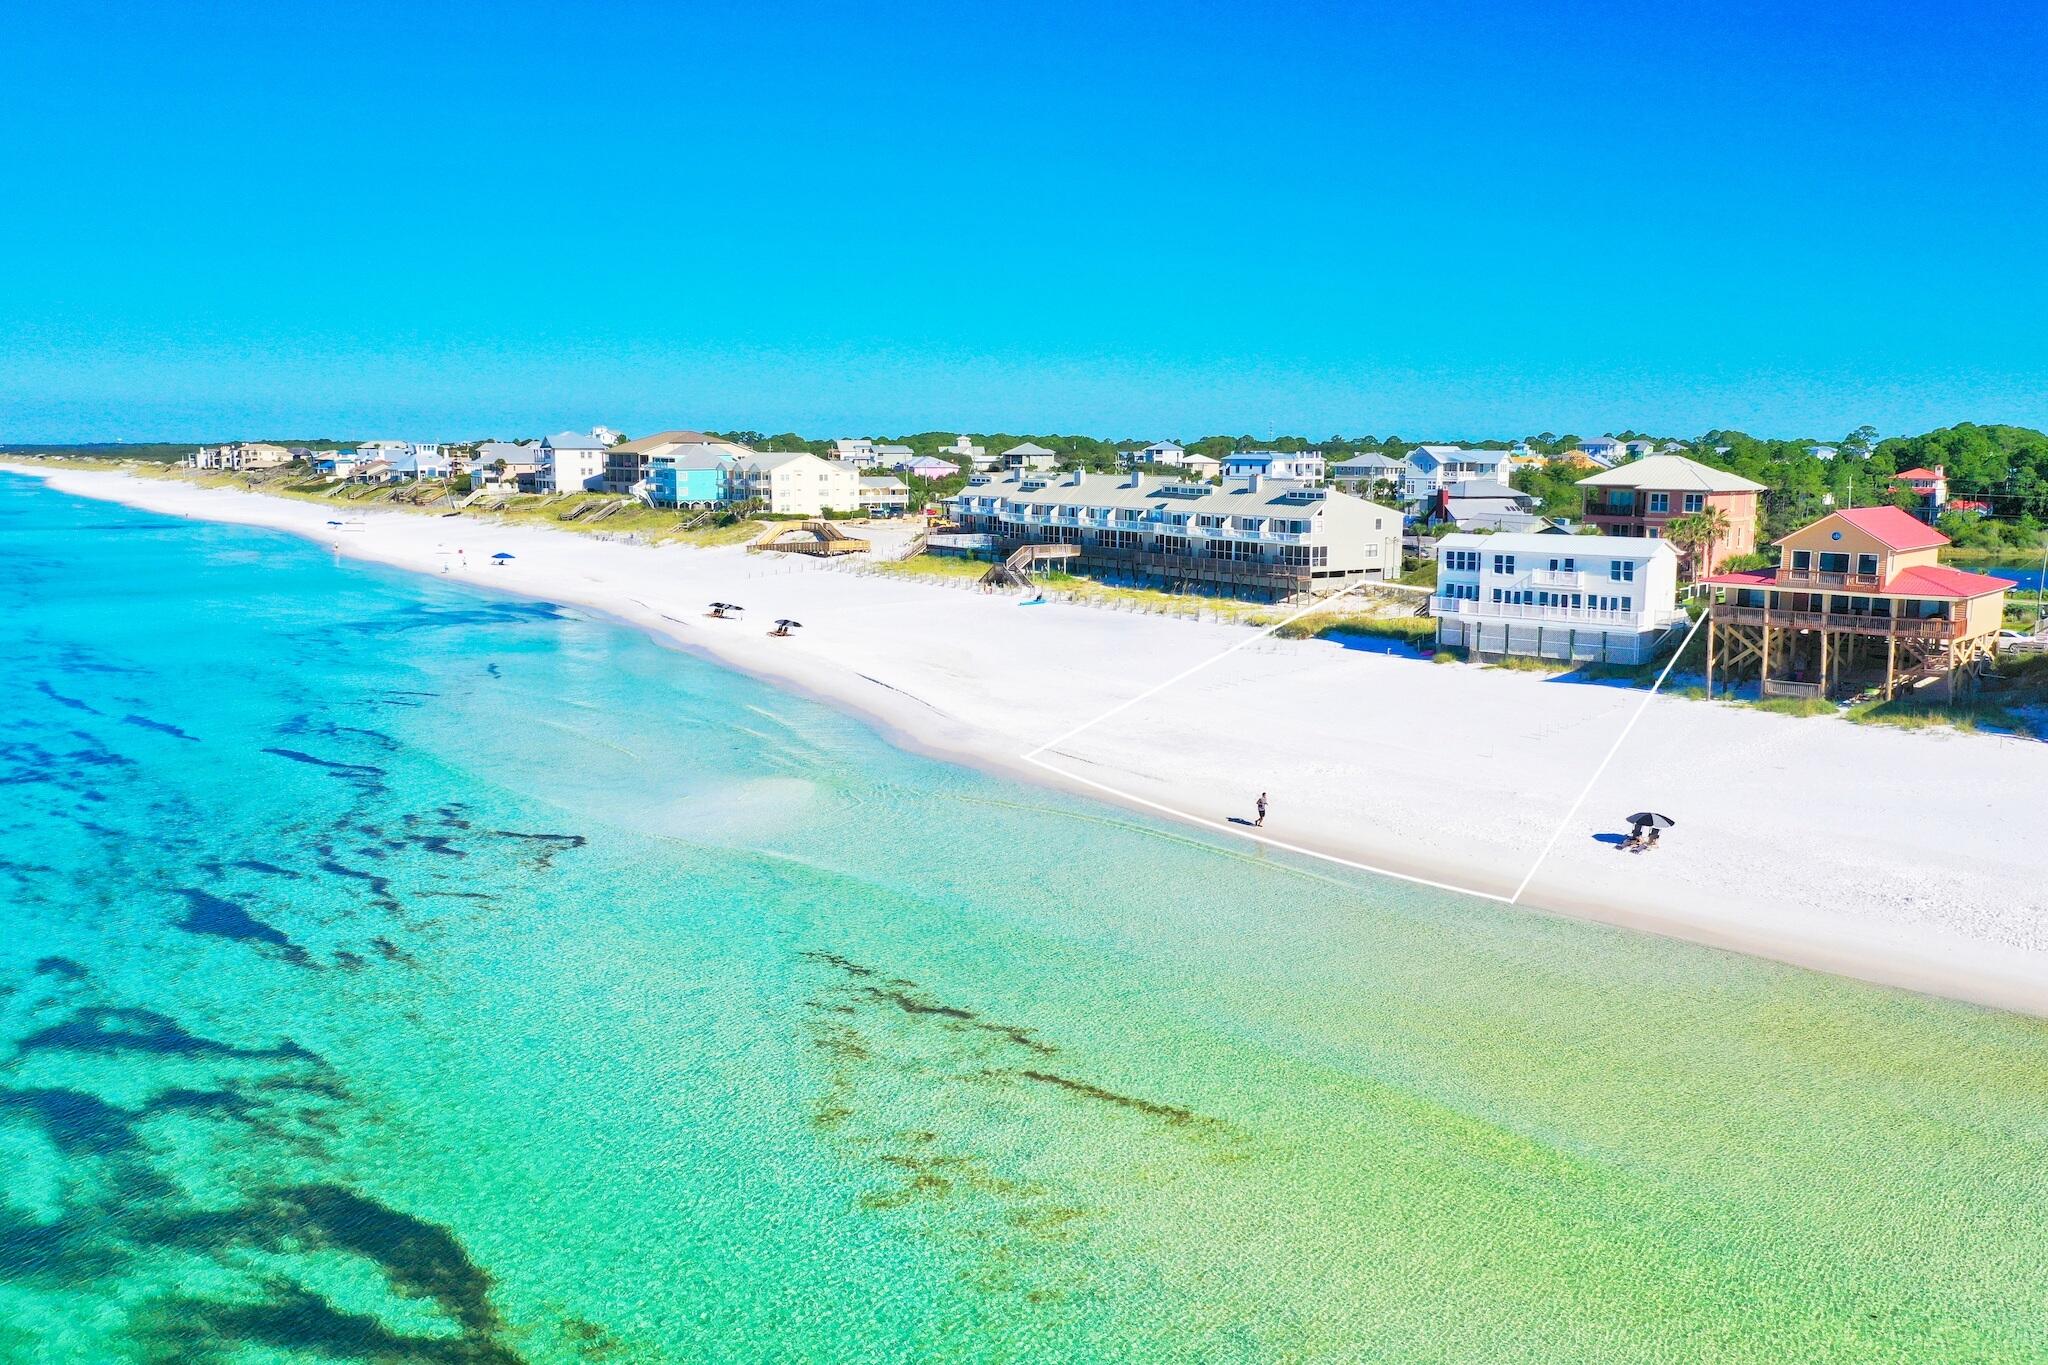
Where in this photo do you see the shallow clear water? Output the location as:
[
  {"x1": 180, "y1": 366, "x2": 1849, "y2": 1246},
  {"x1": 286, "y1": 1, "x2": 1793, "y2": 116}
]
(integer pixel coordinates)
[{"x1": 6, "y1": 471, "x2": 2048, "y2": 1363}]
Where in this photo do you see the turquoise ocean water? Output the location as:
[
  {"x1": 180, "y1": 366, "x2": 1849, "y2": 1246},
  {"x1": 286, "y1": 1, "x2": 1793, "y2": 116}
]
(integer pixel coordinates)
[{"x1": 7, "y1": 470, "x2": 2048, "y2": 1363}]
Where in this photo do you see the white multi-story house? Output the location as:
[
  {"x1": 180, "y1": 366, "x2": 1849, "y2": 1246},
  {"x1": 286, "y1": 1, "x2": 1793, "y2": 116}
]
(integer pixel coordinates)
[
  {"x1": 726, "y1": 450, "x2": 861, "y2": 515},
  {"x1": 1431, "y1": 532, "x2": 1686, "y2": 663},
  {"x1": 348, "y1": 441, "x2": 446, "y2": 480},
  {"x1": 935, "y1": 435, "x2": 990, "y2": 468},
  {"x1": 539, "y1": 431, "x2": 608, "y2": 493},
  {"x1": 1577, "y1": 436, "x2": 1627, "y2": 464},
  {"x1": 1122, "y1": 441, "x2": 1220, "y2": 478},
  {"x1": 946, "y1": 469, "x2": 1401, "y2": 600},
  {"x1": 188, "y1": 442, "x2": 295, "y2": 471},
  {"x1": 1400, "y1": 445, "x2": 1513, "y2": 503},
  {"x1": 1220, "y1": 450, "x2": 1324, "y2": 483},
  {"x1": 1126, "y1": 440, "x2": 1184, "y2": 465},
  {"x1": 832, "y1": 438, "x2": 879, "y2": 466}
]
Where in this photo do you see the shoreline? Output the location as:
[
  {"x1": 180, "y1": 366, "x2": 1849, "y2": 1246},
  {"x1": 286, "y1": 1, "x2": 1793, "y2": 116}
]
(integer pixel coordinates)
[{"x1": 15, "y1": 462, "x2": 2048, "y2": 1018}]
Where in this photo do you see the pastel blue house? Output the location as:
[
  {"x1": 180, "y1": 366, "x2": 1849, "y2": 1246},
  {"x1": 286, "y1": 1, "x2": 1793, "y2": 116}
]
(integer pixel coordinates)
[{"x1": 645, "y1": 451, "x2": 729, "y2": 507}]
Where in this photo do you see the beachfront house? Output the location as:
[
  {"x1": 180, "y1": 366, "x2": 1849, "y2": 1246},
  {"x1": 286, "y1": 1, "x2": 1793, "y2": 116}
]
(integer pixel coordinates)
[
  {"x1": 1400, "y1": 446, "x2": 1514, "y2": 504},
  {"x1": 1221, "y1": 450, "x2": 1325, "y2": 483},
  {"x1": 347, "y1": 441, "x2": 445, "y2": 481},
  {"x1": 1701, "y1": 506, "x2": 2015, "y2": 702},
  {"x1": 388, "y1": 445, "x2": 449, "y2": 480},
  {"x1": 857, "y1": 475, "x2": 910, "y2": 517},
  {"x1": 1575, "y1": 454, "x2": 1766, "y2": 574},
  {"x1": 1431, "y1": 532, "x2": 1686, "y2": 664},
  {"x1": 1890, "y1": 466, "x2": 1949, "y2": 521},
  {"x1": 604, "y1": 430, "x2": 749, "y2": 494},
  {"x1": 540, "y1": 431, "x2": 609, "y2": 494},
  {"x1": 895, "y1": 454, "x2": 960, "y2": 479},
  {"x1": 473, "y1": 441, "x2": 542, "y2": 488},
  {"x1": 312, "y1": 451, "x2": 361, "y2": 478},
  {"x1": 726, "y1": 449, "x2": 861, "y2": 515},
  {"x1": 1000, "y1": 442, "x2": 1059, "y2": 472},
  {"x1": 946, "y1": 469, "x2": 1401, "y2": 600},
  {"x1": 189, "y1": 442, "x2": 295, "y2": 471},
  {"x1": 1576, "y1": 437, "x2": 1627, "y2": 464},
  {"x1": 643, "y1": 450, "x2": 729, "y2": 508}
]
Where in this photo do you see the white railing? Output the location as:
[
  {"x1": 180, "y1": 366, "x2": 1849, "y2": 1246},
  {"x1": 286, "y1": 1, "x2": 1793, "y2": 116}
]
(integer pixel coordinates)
[{"x1": 1432, "y1": 598, "x2": 1654, "y2": 628}]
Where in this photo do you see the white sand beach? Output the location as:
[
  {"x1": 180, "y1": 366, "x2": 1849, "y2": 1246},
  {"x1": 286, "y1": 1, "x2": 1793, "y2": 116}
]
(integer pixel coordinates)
[{"x1": 19, "y1": 463, "x2": 2048, "y2": 1015}]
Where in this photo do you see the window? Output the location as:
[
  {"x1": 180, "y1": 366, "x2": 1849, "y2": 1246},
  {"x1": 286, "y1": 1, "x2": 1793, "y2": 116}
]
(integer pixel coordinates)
[
  {"x1": 1857, "y1": 553, "x2": 1879, "y2": 577},
  {"x1": 1547, "y1": 557, "x2": 1576, "y2": 572},
  {"x1": 1492, "y1": 554, "x2": 1516, "y2": 574},
  {"x1": 1622, "y1": 597, "x2": 1632, "y2": 612},
  {"x1": 1648, "y1": 493, "x2": 1670, "y2": 513},
  {"x1": 1819, "y1": 552, "x2": 1849, "y2": 573},
  {"x1": 1682, "y1": 493, "x2": 1705, "y2": 513},
  {"x1": 1443, "y1": 549, "x2": 1480, "y2": 573},
  {"x1": 1791, "y1": 550, "x2": 1812, "y2": 571},
  {"x1": 1610, "y1": 560, "x2": 1635, "y2": 582}
]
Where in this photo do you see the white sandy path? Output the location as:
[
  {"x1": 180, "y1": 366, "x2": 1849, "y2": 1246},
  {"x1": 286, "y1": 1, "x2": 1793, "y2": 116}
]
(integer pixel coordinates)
[{"x1": 17, "y1": 464, "x2": 2048, "y2": 1015}]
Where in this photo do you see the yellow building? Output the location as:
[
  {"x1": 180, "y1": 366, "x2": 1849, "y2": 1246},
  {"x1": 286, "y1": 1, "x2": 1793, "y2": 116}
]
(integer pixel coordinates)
[{"x1": 1703, "y1": 506, "x2": 2014, "y2": 701}]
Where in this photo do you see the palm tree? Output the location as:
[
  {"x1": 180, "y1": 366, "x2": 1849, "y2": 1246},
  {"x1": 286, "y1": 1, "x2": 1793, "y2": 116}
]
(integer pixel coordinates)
[
  {"x1": 1692, "y1": 504, "x2": 1731, "y2": 572},
  {"x1": 1664, "y1": 513, "x2": 1712, "y2": 581}
]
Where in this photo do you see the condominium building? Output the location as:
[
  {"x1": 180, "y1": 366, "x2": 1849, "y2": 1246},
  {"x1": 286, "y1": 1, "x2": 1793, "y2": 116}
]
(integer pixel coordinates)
[
  {"x1": 1431, "y1": 532, "x2": 1686, "y2": 664},
  {"x1": 946, "y1": 469, "x2": 1402, "y2": 600},
  {"x1": 726, "y1": 450, "x2": 861, "y2": 515}
]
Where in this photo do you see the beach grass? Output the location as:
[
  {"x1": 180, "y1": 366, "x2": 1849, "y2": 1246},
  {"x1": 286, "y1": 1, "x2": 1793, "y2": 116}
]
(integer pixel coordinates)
[
  {"x1": 1749, "y1": 696, "x2": 1840, "y2": 718},
  {"x1": 1273, "y1": 610, "x2": 1435, "y2": 644}
]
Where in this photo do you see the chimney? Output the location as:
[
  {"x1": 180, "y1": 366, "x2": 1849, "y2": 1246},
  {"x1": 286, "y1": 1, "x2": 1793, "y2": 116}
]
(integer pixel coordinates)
[
  {"x1": 1067, "y1": 467, "x2": 1084, "y2": 486},
  {"x1": 1245, "y1": 473, "x2": 1263, "y2": 493},
  {"x1": 1124, "y1": 467, "x2": 1141, "y2": 489}
]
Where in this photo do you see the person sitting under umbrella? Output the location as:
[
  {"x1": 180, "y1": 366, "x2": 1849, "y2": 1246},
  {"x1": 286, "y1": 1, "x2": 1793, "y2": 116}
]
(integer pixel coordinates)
[
  {"x1": 707, "y1": 602, "x2": 743, "y2": 619},
  {"x1": 769, "y1": 619, "x2": 802, "y2": 637},
  {"x1": 1622, "y1": 811, "x2": 1675, "y2": 851},
  {"x1": 491, "y1": 551, "x2": 515, "y2": 566}
]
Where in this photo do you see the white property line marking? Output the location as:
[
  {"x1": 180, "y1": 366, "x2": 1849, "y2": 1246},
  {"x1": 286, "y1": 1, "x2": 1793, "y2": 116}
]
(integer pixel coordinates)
[
  {"x1": 1507, "y1": 609, "x2": 1709, "y2": 904},
  {"x1": 1019, "y1": 751, "x2": 1519, "y2": 903},
  {"x1": 1022, "y1": 582, "x2": 1370, "y2": 760},
  {"x1": 1019, "y1": 590, "x2": 1710, "y2": 910}
]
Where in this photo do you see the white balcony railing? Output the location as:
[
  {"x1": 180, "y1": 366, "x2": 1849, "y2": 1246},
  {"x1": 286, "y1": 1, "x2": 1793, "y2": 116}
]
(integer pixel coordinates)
[{"x1": 1432, "y1": 598, "x2": 1664, "y2": 628}]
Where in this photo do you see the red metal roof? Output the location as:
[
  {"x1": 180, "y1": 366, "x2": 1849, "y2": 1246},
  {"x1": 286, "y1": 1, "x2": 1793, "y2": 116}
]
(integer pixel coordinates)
[
  {"x1": 1893, "y1": 467, "x2": 1943, "y2": 481},
  {"x1": 1702, "y1": 563, "x2": 2014, "y2": 599},
  {"x1": 1700, "y1": 569, "x2": 1775, "y2": 587},
  {"x1": 1825, "y1": 505, "x2": 1950, "y2": 551},
  {"x1": 1882, "y1": 565, "x2": 2017, "y2": 599}
]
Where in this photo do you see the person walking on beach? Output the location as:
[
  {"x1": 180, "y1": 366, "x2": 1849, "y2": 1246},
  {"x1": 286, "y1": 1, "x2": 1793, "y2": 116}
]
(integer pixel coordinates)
[{"x1": 1255, "y1": 792, "x2": 1268, "y2": 827}]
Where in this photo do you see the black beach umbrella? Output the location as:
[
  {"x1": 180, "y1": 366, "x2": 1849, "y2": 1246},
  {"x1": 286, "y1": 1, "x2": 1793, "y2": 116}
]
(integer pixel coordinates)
[
  {"x1": 1626, "y1": 812, "x2": 1676, "y2": 830},
  {"x1": 775, "y1": 620, "x2": 802, "y2": 630}
]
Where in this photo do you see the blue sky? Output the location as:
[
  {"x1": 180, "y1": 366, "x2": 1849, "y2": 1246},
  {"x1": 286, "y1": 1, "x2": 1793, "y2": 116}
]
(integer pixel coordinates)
[{"x1": 3, "y1": 0, "x2": 2044, "y2": 442}]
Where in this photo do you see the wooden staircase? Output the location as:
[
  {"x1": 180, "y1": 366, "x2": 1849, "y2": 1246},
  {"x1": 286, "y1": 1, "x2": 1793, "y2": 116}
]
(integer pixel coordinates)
[{"x1": 981, "y1": 543, "x2": 1080, "y2": 588}]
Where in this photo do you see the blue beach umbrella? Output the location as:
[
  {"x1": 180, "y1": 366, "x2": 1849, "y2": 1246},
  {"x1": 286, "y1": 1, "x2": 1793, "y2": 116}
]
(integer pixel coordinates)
[{"x1": 492, "y1": 552, "x2": 515, "y2": 562}]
